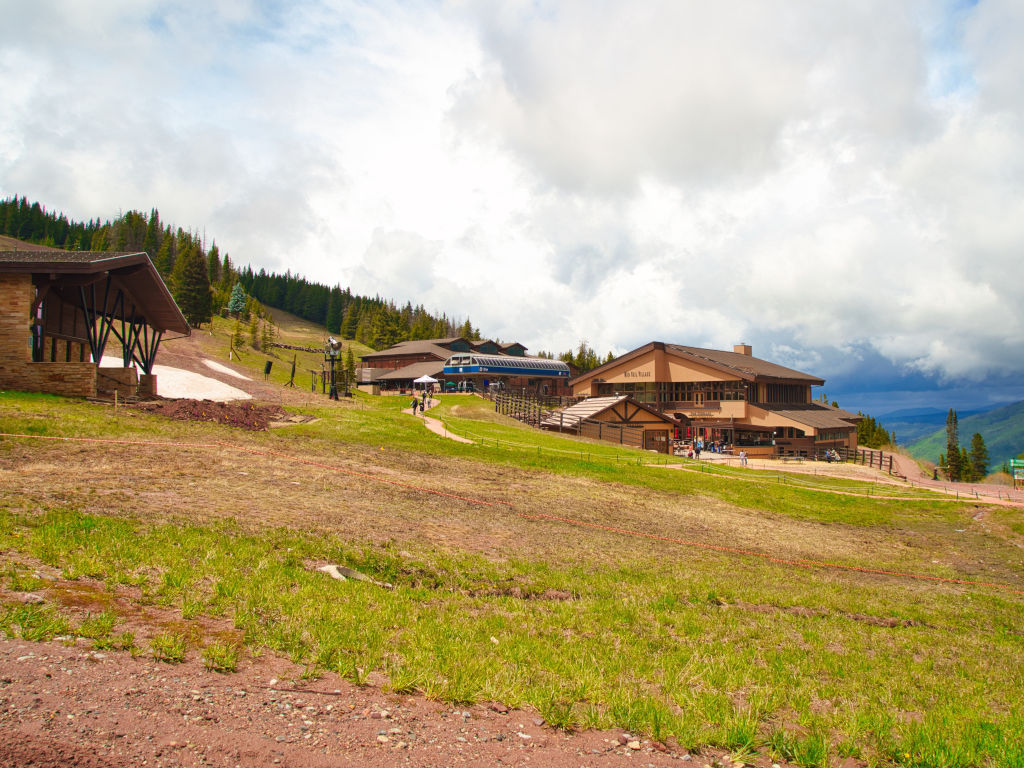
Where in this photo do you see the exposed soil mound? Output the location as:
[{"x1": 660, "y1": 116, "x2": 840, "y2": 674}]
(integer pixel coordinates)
[{"x1": 135, "y1": 399, "x2": 286, "y2": 430}]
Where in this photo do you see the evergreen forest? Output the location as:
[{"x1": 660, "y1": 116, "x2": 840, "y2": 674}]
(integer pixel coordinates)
[{"x1": 0, "y1": 195, "x2": 480, "y2": 348}]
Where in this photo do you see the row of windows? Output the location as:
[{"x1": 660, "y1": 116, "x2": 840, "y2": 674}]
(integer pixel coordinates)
[
  {"x1": 596, "y1": 380, "x2": 747, "y2": 404},
  {"x1": 815, "y1": 430, "x2": 850, "y2": 442},
  {"x1": 659, "y1": 381, "x2": 747, "y2": 402},
  {"x1": 445, "y1": 354, "x2": 569, "y2": 372},
  {"x1": 761, "y1": 383, "x2": 809, "y2": 404},
  {"x1": 593, "y1": 379, "x2": 815, "y2": 406}
]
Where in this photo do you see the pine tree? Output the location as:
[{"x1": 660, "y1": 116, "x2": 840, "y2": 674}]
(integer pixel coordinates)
[
  {"x1": 220, "y1": 253, "x2": 234, "y2": 289},
  {"x1": 325, "y1": 288, "x2": 343, "y2": 334},
  {"x1": 969, "y1": 433, "x2": 989, "y2": 481},
  {"x1": 172, "y1": 245, "x2": 213, "y2": 328},
  {"x1": 344, "y1": 348, "x2": 356, "y2": 392},
  {"x1": 154, "y1": 230, "x2": 175, "y2": 276},
  {"x1": 143, "y1": 209, "x2": 161, "y2": 257},
  {"x1": 90, "y1": 227, "x2": 109, "y2": 251},
  {"x1": 341, "y1": 305, "x2": 359, "y2": 339},
  {"x1": 227, "y1": 282, "x2": 247, "y2": 316},
  {"x1": 207, "y1": 243, "x2": 221, "y2": 286},
  {"x1": 945, "y1": 408, "x2": 961, "y2": 481}
]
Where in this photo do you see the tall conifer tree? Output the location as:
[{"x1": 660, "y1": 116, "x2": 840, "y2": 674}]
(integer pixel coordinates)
[
  {"x1": 173, "y1": 245, "x2": 213, "y2": 328},
  {"x1": 969, "y1": 433, "x2": 989, "y2": 481},
  {"x1": 945, "y1": 408, "x2": 961, "y2": 481}
]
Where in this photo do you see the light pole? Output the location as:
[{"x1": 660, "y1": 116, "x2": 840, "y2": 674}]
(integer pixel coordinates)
[{"x1": 325, "y1": 337, "x2": 341, "y2": 400}]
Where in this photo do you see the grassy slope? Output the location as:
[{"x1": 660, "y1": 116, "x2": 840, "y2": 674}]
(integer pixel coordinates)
[
  {"x1": 193, "y1": 310, "x2": 375, "y2": 390},
  {"x1": 906, "y1": 400, "x2": 1024, "y2": 470},
  {"x1": 2, "y1": 328, "x2": 1024, "y2": 767}
]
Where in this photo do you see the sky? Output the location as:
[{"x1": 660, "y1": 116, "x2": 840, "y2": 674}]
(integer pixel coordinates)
[{"x1": 2, "y1": 0, "x2": 1023, "y2": 415}]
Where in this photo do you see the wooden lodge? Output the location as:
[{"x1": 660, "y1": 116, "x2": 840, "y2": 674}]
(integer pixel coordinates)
[
  {"x1": 360, "y1": 337, "x2": 572, "y2": 395},
  {"x1": 569, "y1": 342, "x2": 860, "y2": 458}
]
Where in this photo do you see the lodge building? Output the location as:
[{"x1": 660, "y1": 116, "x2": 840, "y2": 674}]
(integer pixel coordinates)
[
  {"x1": 360, "y1": 337, "x2": 571, "y2": 394},
  {"x1": 570, "y1": 342, "x2": 860, "y2": 457}
]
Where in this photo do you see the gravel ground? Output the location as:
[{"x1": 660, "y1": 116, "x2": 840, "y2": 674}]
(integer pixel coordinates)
[{"x1": 0, "y1": 637, "x2": 746, "y2": 768}]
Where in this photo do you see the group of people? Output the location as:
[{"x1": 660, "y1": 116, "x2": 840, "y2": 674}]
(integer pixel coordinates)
[
  {"x1": 686, "y1": 438, "x2": 728, "y2": 459},
  {"x1": 409, "y1": 387, "x2": 432, "y2": 416}
]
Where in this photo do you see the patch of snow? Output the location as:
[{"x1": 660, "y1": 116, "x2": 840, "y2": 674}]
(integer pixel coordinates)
[
  {"x1": 99, "y1": 356, "x2": 251, "y2": 402},
  {"x1": 202, "y1": 359, "x2": 252, "y2": 380}
]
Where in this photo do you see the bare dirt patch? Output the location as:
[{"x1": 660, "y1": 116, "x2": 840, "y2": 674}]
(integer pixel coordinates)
[
  {"x1": 133, "y1": 399, "x2": 288, "y2": 431},
  {"x1": 0, "y1": 636, "x2": 747, "y2": 768}
]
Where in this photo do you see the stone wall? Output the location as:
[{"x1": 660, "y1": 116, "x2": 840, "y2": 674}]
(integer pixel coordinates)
[
  {"x1": 0, "y1": 273, "x2": 98, "y2": 398},
  {"x1": 97, "y1": 366, "x2": 138, "y2": 399}
]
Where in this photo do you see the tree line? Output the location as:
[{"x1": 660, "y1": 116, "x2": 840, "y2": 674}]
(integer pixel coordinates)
[
  {"x1": 1, "y1": 195, "x2": 481, "y2": 348},
  {"x1": 940, "y1": 408, "x2": 989, "y2": 482},
  {"x1": 236, "y1": 267, "x2": 480, "y2": 349},
  {"x1": 536, "y1": 341, "x2": 615, "y2": 374}
]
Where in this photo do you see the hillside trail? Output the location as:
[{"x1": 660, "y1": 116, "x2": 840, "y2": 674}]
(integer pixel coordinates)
[
  {"x1": 888, "y1": 451, "x2": 1024, "y2": 506},
  {"x1": 403, "y1": 397, "x2": 475, "y2": 444},
  {"x1": 696, "y1": 448, "x2": 1024, "y2": 508}
]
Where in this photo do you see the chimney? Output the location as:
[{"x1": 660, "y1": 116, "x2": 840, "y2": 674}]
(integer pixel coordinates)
[{"x1": 733, "y1": 343, "x2": 752, "y2": 356}]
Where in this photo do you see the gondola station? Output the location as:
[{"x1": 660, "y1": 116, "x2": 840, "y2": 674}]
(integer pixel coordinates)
[
  {"x1": 442, "y1": 352, "x2": 570, "y2": 393},
  {"x1": 0, "y1": 250, "x2": 189, "y2": 399},
  {"x1": 360, "y1": 336, "x2": 571, "y2": 394}
]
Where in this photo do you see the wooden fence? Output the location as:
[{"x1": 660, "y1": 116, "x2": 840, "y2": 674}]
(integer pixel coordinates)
[
  {"x1": 578, "y1": 419, "x2": 646, "y2": 449},
  {"x1": 494, "y1": 392, "x2": 648, "y2": 450},
  {"x1": 493, "y1": 391, "x2": 547, "y2": 427},
  {"x1": 852, "y1": 446, "x2": 893, "y2": 474}
]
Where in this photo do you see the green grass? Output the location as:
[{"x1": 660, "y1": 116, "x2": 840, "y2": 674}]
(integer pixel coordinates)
[
  {"x1": 2, "y1": 388, "x2": 1024, "y2": 766},
  {"x1": 0, "y1": 507, "x2": 1022, "y2": 766},
  {"x1": 204, "y1": 313, "x2": 374, "y2": 391},
  {"x1": 150, "y1": 630, "x2": 188, "y2": 663}
]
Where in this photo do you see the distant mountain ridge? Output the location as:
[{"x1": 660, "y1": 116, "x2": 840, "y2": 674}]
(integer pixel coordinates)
[
  {"x1": 906, "y1": 400, "x2": 1024, "y2": 470},
  {"x1": 882, "y1": 404, "x2": 1003, "y2": 444}
]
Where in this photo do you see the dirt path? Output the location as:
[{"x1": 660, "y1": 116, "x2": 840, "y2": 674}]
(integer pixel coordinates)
[
  {"x1": 692, "y1": 451, "x2": 1024, "y2": 507},
  {"x1": 0, "y1": 636, "x2": 734, "y2": 768},
  {"x1": 887, "y1": 452, "x2": 1024, "y2": 506},
  {"x1": 403, "y1": 399, "x2": 475, "y2": 444}
]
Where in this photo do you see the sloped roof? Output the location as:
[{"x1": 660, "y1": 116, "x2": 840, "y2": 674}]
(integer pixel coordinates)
[
  {"x1": 361, "y1": 340, "x2": 456, "y2": 361},
  {"x1": 666, "y1": 344, "x2": 823, "y2": 383},
  {"x1": 0, "y1": 250, "x2": 189, "y2": 335},
  {"x1": 572, "y1": 341, "x2": 824, "y2": 386},
  {"x1": 362, "y1": 337, "x2": 530, "y2": 361},
  {"x1": 541, "y1": 395, "x2": 675, "y2": 429},
  {"x1": 755, "y1": 403, "x2": 860, "y2": 430},
  {"x1": 376, "y1": 360, "x2": 446, "y2": 381}
]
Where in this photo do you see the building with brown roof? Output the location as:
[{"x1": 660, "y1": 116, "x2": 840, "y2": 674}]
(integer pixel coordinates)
[
  {"x1": 359, "y1": 336, "x2": 573, "y2": 393},
  {"x1": 541, "y1": 395, "x2": 677, "y2": 453},
  {"x1": 360, "y1": 337, "x2": 524, "y2": 374},
  {"x1": 570, "y1": 341, "x2": 859, "y2": 457},
  {"x1": 0, "y1": 250, "x2": 189, "y2": 399}
]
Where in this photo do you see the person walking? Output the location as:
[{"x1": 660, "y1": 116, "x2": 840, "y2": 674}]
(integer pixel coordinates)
[
  {"x1": 739, "y1": 450, "x2": 747, "y2": 467},
  {"x1": 410, "y1": 396, "x2": 419, "y2": 416}
]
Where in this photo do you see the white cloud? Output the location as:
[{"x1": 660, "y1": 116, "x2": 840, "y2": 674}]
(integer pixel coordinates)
[{"x1": 2, "y1": 0, "x2": 1024, "y2": 407}]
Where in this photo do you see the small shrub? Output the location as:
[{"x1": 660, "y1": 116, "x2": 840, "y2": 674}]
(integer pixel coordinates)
[
  {"x1": 202, "y1": 641, "x2": 239, "y2": 673},
  {"x1": 151, "y1": 631, "x2": 187, "y2": 663},
  {"x1": 77, "y1": 610, "x2": 117, "y2": 641}
]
